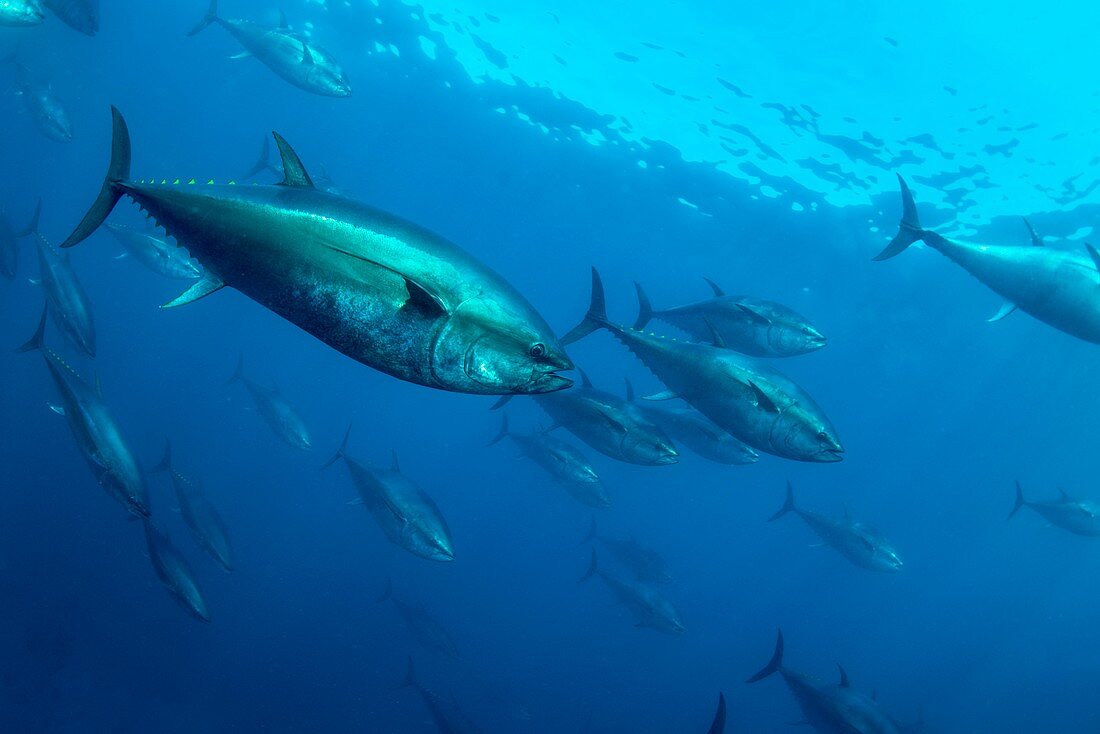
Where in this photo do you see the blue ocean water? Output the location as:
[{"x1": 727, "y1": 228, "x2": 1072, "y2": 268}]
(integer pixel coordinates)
[{"x1": 4, "y1": 1, "x2": 1100, "y2": 731}]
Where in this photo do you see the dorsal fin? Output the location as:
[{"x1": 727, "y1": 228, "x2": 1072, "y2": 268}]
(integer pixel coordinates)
[
  {"x1": 390, "y1": 450, "x2": 400, "y2": 473},
  {"x1": 1085, "y1": 243, "x2": 1100, "y2": 272},
  {"x1": 1058, "y1": 487, "x2": 1071, "y2": 501},
  {"x1": 702, "y1": 317, "x2": 726, "y2": 348},
  {"x1": 278, "y1": 7, "x2": 289, "y2": 28},
  {"x1": 704, "y1": 277, "x2": 725, "y2": 297},
  {"x1": 271, "y1": 132, "x2": 313, "y2": 188},
  {"x1": 837, "y1": 664, "x2": 850, "y2": 688},
  {"x1": 578, "y1": 368, "x2": 593, "y2": 388},
  {"x1": 1022, "y1": 218, "x2": 1043, "y2": 246}
]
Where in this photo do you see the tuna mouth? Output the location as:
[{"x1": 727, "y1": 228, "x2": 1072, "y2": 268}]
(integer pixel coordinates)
[
  {"x1": 655, "y1": 453, "x2": 680, "y2": 465},
  {"x1": 529, "y1": 371, "x2": 573, "y2": 393},
  {"x1": 818, "y1": 447, "x2": 844, "y2": 462}
]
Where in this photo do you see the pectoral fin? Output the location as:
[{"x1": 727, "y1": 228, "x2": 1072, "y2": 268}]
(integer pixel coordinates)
[
  {"x1": 987, "y1": 300, "x2": 1017, "y2": 322},
  {"x1": 748, "y1": 381, "x2": 780, "y2": 413},
  {"x1": 736, "y1": 303, "x2": 770, "y2": 325},
  {"x1": 47, "y1": 402, "x2": 65, "y2": 416},
  {"x1": 401, "y1": 275, "x2": 447, "y2": 318},
  {"x1": 596, "y1": 408, "x2": 628, "y2": 434},
  {"x1": 346, "y1": 497, "x2": 364, "y2": 506},
  {"x1": 228, "y1": 51, "x2": 252, "y2": 59},
  {"x1": 162, "y1": 273, "x2": 225, "y2": 308}
]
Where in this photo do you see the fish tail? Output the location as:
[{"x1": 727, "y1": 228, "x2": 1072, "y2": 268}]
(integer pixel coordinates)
[
  {"x1": 577, "y1": 548, "x2": 598, "y2": 584},
  {"x1": 872, "y1": 174, "x2": 928, "y2": 261},
  {"x1": 16, "y1": 199, "x2": 40, "y2": 238},
  {"x1": 487, "y1": 413, "x2": 510, "y2": 446},
  {"x1": 225, "y1": 354, "x2": 245, "y2": 386},
  {"x1": 186, "y1": 0, "x2": 219, "y2": 36},
  {"x1": 707, "y1": 693, "x2": 726, "y2": 734},
  {"x1": 150, "y1": 440, "x2": 172, "y2": 473},
  {"x1": 560, "y1": 267, "x2": 611, "y2": 346},
  {"x1": 746, "y1": 629, "x2": 784, "y2": 683},
  {"x1": 322, "y1": 423, "x2": 352, "y2": 469},
  {"x1": 632, "y1": 281, "x2": 653, "y2": 330},
  {"x1": 767, "y1": 481, "x2": 797, "y2": 522},
  {"x1": 376, "y1": 576, "x2": 393, "y2": 603},
  {"x1": 16, "y1": 304, "x2": 47, "y2": 354},
  {"x1": 1008, "y1": 480, "x2": 1028, "y2": 520},
  {"x1": 60, "y1": 107, "x2": 131, "y2": 249}
]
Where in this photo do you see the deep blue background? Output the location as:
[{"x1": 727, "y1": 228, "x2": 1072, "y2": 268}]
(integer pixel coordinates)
[{"x1": 2, "y1": 1, "x2": 1100, "y2": 732}]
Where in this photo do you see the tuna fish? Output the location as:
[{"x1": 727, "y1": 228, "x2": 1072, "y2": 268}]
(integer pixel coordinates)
[
  {"x1": 27, "y1": 206, "x2": 96, "y2": 356},
  {"x1": 43, "y1": 0, "x2": 96, "y2": 34},
  {"x1": 151, "y1": 441, "x2": 234, "y2": 572},
  {"x1": 487, "y1": 414, "x2": 610, "y2": 508},
  {"x1": 768, "y1": 482, "x2": 903, "y2": 572},
  {"x1": 0, "y1": 205, "x2": 38, "y2": 279},
  {"x1": 105, "y1": 223, "x2": 203, "y2": 280},
  {"x1": 494, "y1": 369, "x2": 677, "y2": 466},
  {"x1": 581, "y1": 518, "x2": 672, "y2": 584},
  {"x1": 18, "y1": 309, "x2": 148, "y2": 518},
  {"x1": 878, "y1": 175, "x2": 1100, "y2": 345},
  {"x1": 60, "y1": 108, "x2": 573, "y2": 395},
  {"x1": 324, "y1": 426, "x2": 454, "y2": 562},
  {"x1": 578, "y1": 549, "x2": 684, "y2": 634},
  {"x1": 142, "y1": 520, "x2": 210, "y2": 623},
  {"x1": 562, "y1": 269, "x2": 843, "y2": 463},
  {"x1": 634, "y1": 280, "x2": 826, "y2": 357},
  {"x1": 0, "y1": 0, "x2": 44, "y2": 26},
  {"x1": 187, "y1": 1, "x2": 350, "y2": 97},
  {"x1": 747, "y1": 630, "x2": 916, "y2": 734},
  {"x1": 399, "y1": 657, "x2": 483, "y2": 733},
  {"x1": 5, "y1": 59, "x2": 72, "y2": 142},
  {"x1": 625, "y1": 380, "x2": 758, "y2": 466},
  {"x1": 1008, "y1": 481, "x2": 1100, "y2": 536},
  {"x1": 377, "y1": 577, "x2": 459, "y2": 659},
  {"x1": 225, "y1": 356, "x2": 311, "y2": 450}
]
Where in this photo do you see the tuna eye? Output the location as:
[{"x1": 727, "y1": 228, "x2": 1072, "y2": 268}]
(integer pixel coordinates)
[{"x1": 529, "y1": 342, "x2": 547, "y2": 358}]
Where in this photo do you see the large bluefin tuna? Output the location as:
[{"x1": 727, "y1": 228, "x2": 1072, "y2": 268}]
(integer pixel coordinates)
[
  {"x1": 377, "y1": 577, "x2": 460, "y2": 659},
  {"x1": 0, "y1": 0, "x2": 44, "y2": 26},
  {"x1": 43, "y1": 0, "x2": 96, "y2": 34},
  {"x1": 488, "y1": 414, "x2": 610, "y2": 509},
  {"x1": 768, "y1": 482, "x2": 903, "y2": 572},
  {"x1": 399, "y1": 657, "x2": 483, "y2": 733},
  {"x1": 562, "y1": 269, "x2": 842, "y2": 463},
  {"x1": 877, "y1": 175, "x2": 1100, "y2": 344},
  {"x1": 143, "y1": 520, "x2": 211, "y2": 623},
  {"x1": 324, "y1": 426, "x2": 455, "y2": 561},
  {"x1": 578, "y1": 549, "x2": 684, "y2": 634},
  {"x1": 151, "y1": 441, "x2": 234, "y2": 572},
  {"x1": 18, "y1": 309, "x2": 148, "y2": 518},
  {"x1": 625, "y1": 380, "x2": 758, "y2": 466},
  {"x1": 27, "y1": 205, "x2": 96, "y2": 356},
  {"x1": 105, "y1": 223, "x2": 203, "y2": 281},
  {"x1": 748, "y1": 630, "x2": 918, "y2": 734},
  {"x1": 187, "y1": 1, "x2": 350, "y2": 97},
  {"x1": 1008, "y1": 481, "x2": 1100, "y2": 537},
  {"x1": 634, "y1": 280, "x2": 826, "y2": 357},
  {"x1": 494, "y1": 369, "x2": 677, "y2": 466},
  {"x1": 226, "y1": 356, "x2": 311, "y2": 450},
  {"x1": 5, "y1": 58, "x2": 72, "y2": 142},
  {"x1": 60, "y1": 108, "x2": 573, "y2": 395}
]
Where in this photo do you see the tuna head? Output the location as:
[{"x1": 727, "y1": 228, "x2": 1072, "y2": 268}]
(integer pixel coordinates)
[
  {"x1": 430, "y1": 296, "x2": 574, "y2": 395},
  {"x1": 404, "y1": 523, "x2": 455, "y2": 562},
  {"x1": 770, "y1": 403, "x2": 843, "y2": 462},
  {"x1": 771, "y1": 321, "x2": 826, "y2": 356},
  {"x1": 305, "y1": 55, "x2": 352, "y2": 97}
]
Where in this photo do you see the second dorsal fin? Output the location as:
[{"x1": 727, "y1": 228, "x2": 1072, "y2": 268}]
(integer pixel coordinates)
[{"x1": 271, "y1": 132, "x2": 314, "y2": 188}]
